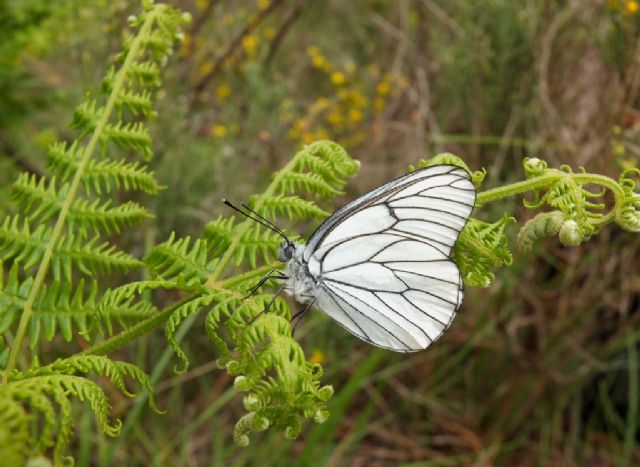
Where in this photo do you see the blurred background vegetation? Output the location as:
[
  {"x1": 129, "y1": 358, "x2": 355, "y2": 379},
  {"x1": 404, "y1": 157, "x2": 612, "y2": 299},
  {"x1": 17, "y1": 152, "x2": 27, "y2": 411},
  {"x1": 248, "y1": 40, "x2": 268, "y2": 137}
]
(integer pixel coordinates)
[{"x1": 1, "y1": 0, "x2": 640, "y2": 465}]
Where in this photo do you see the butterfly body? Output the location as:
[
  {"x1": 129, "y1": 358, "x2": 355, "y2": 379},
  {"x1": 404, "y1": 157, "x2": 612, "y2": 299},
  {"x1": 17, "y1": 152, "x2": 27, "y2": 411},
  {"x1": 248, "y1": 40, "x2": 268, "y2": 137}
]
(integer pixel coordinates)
[
  {"x1": 280, "y1": 242, "x2": 317, "y2": 305},
  {"x1": 275, "y1": 164, "x2": 476, "y2": 353}
]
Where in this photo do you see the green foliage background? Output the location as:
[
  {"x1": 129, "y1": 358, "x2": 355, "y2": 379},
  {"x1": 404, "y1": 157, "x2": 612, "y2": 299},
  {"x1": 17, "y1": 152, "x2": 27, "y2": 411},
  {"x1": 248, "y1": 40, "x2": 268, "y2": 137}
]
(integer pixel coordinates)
[{"x1": 1, "y1": 0, "x2": 639, "y2": 465}]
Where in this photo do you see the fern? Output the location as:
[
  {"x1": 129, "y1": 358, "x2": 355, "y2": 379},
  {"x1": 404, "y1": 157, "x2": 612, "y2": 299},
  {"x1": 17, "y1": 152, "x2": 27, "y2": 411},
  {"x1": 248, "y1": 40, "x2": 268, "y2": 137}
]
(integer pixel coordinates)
[
  {"x1": 47, "y1": 141, "x2": 162, "y2": 195},
  {"x1": 0, "y1": 2, "x2": 188, "y2": 464},
  {"x1": 95, "y1": 141, "x2": 359, "y2": 445},
  {"x1": 3, "y1": 355, "x2": 157, "y2": 465}
]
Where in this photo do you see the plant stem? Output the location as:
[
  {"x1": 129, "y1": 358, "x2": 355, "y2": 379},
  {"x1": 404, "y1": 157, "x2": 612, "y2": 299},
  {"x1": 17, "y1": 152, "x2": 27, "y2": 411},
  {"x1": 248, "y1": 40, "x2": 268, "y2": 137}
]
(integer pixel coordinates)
[
  {"x1": 81, "y1": 295, "x2": 197, "y2": 357},
  {"x1": 2, "y1": 10, "x2": 159, "y2": 382},
  {"x1": 476, "y1": 171, "x2": 625, "y2": 206},
  {"x1": 476, "y1": 174, "x2": 562, "y2": 205}
]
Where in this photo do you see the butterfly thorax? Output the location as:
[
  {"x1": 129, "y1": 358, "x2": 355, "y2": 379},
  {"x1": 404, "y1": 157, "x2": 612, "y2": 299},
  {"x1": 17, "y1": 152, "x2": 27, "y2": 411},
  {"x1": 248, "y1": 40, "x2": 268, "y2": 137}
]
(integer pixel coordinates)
[{"x1": 282, "y1": 242, "x2": 316, "y2": 305}]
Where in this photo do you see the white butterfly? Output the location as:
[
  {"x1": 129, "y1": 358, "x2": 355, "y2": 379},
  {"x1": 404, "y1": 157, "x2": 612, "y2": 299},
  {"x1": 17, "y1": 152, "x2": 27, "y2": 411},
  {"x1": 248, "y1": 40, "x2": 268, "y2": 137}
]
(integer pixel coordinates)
[{"x1": 227, "y1": 164, "x2": 476, "y2": 352}]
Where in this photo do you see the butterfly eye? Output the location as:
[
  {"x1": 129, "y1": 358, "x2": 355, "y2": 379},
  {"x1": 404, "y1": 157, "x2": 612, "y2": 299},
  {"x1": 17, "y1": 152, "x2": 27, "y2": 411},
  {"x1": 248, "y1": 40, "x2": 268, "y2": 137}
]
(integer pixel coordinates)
[{"x1": 277, "y1": 242, "x2": 294, "y2": 262}]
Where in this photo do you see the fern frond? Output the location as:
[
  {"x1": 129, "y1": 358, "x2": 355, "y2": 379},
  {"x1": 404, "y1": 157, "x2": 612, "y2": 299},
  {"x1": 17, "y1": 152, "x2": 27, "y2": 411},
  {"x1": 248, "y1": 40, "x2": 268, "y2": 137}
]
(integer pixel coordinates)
[
  {"x1": 252, "y1": 194, "x2": 329, "y2": 220},
  {"x1": 145, "y1": 233, "x2": 218, "y2": 283},
  {"x1": 455, "y1": 215, "x2": 514, "y2": 287},
  {"x1": 273, "y1": 171, "x2": 343, "y2": 198},
  {"x1": 97, "y1": 278, "x2": 200, "y2": 335},
  {"x1": 166, "y1": 292, "x2": 220, "y2": 373},
  {"x1": 204, "y1": 219, "x2": 282, "y2": 268},
  {"x1": 104, "y1": 121, "x2": 152, "y2": 159},
  {"x1": 11, "y1": 173, "x2": 152, "y2": 235},
  {"x1": 47, "y1": 141, "x2": 162, "y2": 195},
  {"x1": 0, "y1": 261, "x2": 156, "y2": 345},
  {"x1": 115, "y1": 89, "x2": 154, "y2": 118},
  {"x1": 1, "y1": 355, "x2": 157, "y2": 463},
  {"x1": 0, "y1": 215, "x2": 142, "y2": 281},
  {"x1": 126, "y1": 61, "x2": 162, "y2": 87},
  {"x1": 0, "y1": 397, "x2": 31, "y2": 465},
  {"x1": 0, "y1": 3, "x2": 188, "y2": 464},
  {"x1": 70, "y1": 98, "x2": 101, "y2": 134}
]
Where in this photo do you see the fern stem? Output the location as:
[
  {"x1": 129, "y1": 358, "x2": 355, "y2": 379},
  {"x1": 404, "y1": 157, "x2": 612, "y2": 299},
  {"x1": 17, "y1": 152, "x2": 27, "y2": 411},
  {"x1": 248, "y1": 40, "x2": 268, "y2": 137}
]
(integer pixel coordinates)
[
  {"x1": 81, "y1": 294, "x2": 197, "y2": 357},
  {"x1": 477, "y1": 171, "x2": 625, "y2": 208},
  {"x1": 2, "y1": 10, "x2": 159, "y2": 382}
]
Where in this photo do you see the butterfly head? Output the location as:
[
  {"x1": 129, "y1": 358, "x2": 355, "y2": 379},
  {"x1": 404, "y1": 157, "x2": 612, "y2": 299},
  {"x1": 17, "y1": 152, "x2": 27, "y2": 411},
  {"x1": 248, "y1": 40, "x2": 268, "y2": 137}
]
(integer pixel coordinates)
[{"x1": 277, "y1": 241, "x2": 296, "y2": 262}]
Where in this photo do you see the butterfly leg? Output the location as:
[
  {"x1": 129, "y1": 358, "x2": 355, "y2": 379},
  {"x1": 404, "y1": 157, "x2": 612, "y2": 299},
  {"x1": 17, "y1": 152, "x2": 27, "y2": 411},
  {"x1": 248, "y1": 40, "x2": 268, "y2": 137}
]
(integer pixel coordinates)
[
  {"x1": 291, "y1": 295, "x2": 317, "y2": 337},
  {"x1": 247, "y1": 284, "x2": 287, "y2": 325},
  {"x1": 244, "y1": 268, "x2": 288, "y2": 298}
]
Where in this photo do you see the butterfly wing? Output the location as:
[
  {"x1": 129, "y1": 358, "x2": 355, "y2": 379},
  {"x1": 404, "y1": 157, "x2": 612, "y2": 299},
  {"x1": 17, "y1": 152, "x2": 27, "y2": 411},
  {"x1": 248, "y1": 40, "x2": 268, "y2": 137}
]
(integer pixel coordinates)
[{"x1": 305, "y1": 165, "x2": 475, "y2": 352}]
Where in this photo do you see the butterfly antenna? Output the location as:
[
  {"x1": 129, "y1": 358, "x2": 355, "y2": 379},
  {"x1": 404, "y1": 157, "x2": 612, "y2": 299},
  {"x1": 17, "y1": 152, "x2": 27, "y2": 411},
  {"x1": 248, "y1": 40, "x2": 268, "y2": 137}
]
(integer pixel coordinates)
[
  {"x1": 241, "y1": 202, "x2": 291, "y2": 242},
  {"x1": 222, "y1": 199, "x2": 290, "y2": 243}
]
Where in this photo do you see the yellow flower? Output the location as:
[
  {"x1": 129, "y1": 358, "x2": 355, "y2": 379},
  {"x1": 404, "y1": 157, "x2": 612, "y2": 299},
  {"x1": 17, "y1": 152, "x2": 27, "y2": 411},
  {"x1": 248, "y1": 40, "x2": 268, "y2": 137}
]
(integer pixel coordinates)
[
  {"x1": 626, "y1": 0, "x2": 639, "y2": 13},
  {"x1": 216, "y1": 84, "x2": 231, "y2": 100},
  {"x1": 210, "y1": 125, "x2": 227, "y2": 138},
  {"x1": 308, "y1": 349, "x2": 326, "y2": 364},
  {"x1": 312, "y1": 97, "x2": 330, "y2": 111},
  {"x1": 258, "y1": 0, "x2": 271, "y2": 10},
  {"x1": 330, "y1": 71, "x2": 346, "y2": 86},
  {"x1": 327, "y1": 111, "x2": 343, "y2": 127},
  {"x1": 376, "y1": 81, "x2": 391, "y2": 96},
  {"x1": 263, "y1": 26, "x2": 276, "y2": 39},
  {"x1": 242, "y1": 35, "x2": 259, "y2": 57},
  {"x1": 312, "y1": 55, "x2": 327, "y2": 69},
  {"x1": 348, "y1": 108, "x2": 364, "y2": 125},
  {"x1": 198, "y1": 62, "x2": 214, "y2": 76},
  {"x1": 196, "y1": 0, "x2": 209, "y2": 10}
]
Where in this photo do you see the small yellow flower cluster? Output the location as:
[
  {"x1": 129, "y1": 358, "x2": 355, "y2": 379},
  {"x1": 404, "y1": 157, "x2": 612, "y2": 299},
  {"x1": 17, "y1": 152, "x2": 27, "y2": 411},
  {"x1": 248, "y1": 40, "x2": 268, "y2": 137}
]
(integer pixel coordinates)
[
  {"x1": 242, "y1": 34, "x2": 260, "y2": 58},
  {"x1": 609, "y1": 0, "x2": 640, "y2": 14},
  {"x1": 308, "y1": 349, "x2": 326, "y2": 365},
  {"x1": 210, "y1": 124, "x2": 227, "y2": 138},
  {"x1": 284, "y1": 47, "x2": 408, "y2": 147}
]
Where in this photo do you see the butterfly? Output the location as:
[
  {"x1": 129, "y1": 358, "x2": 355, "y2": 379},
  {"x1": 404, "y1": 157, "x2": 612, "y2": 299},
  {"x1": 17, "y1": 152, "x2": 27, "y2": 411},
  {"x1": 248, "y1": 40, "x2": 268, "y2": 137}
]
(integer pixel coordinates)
[{"x1": 225, "y1": 164, "x2": 476, "y2": 352}]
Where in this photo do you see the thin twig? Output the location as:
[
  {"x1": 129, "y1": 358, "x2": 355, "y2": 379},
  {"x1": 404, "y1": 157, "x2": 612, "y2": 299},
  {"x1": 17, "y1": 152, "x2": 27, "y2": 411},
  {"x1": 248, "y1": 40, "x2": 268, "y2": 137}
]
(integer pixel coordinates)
[
  {"x1": 190, "y1": 0, "x2": 285, "y2": 105},
  {"x1": 265, "y1": 0, "x2": 306, "y2": 65}
]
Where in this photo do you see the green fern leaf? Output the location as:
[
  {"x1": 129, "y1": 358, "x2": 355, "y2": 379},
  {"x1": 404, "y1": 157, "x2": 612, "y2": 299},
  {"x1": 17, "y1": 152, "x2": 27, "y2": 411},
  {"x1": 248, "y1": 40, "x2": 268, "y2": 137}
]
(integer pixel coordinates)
[
  {"x1": 104, "y1": 121, "x2": 152, "y2": 159},
  {"x1": 11, "y1": 173, "x2": 152, "y2": 235},
  {"x1": 0, "y1": 397, "x2": 31, "y2": 465},
  {"x1": 0, "y1": 215, "x2": 142, "y2": 280},
  {"x1": 70, "y1": 98, "x2": 102, "y2": 134},
  {"x1": 274, "y1": 171, "x2": 344, "y2": 198},
  {"x1": 0, "y1": 261, "x2": 156, "y2": 345},
  {"x1": 115, "y1": 89, "x2": 154, "y2": 118},
  {"x1": 252, "y1": 194, "x2": 329, "y2": 220},
  {"x1": 203, "y1": 219, "x2": 282, "y2": 268},
  {"x1": 145, "y1": 233, "x2": 218, "y2": 283},
  {"x1": 47, "y1": 141, "x2": 162, "y2": 195},
  {"x1": 126, "y1": 61, "x2": 162, "y2": 87},
  {"x1": 166, "y1": 293, "x2": 220, "y2": 373},
  {"x1": 455, "y1": 215, "x2": 514, "y2": 287}
]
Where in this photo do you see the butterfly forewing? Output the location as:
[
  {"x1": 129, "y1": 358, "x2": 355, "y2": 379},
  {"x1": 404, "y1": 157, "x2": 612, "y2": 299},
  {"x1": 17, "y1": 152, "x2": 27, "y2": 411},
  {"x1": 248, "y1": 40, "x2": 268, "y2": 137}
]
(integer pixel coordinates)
[{"x1": 304, "y1": 165, "x2": 475, "y2": 352}]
